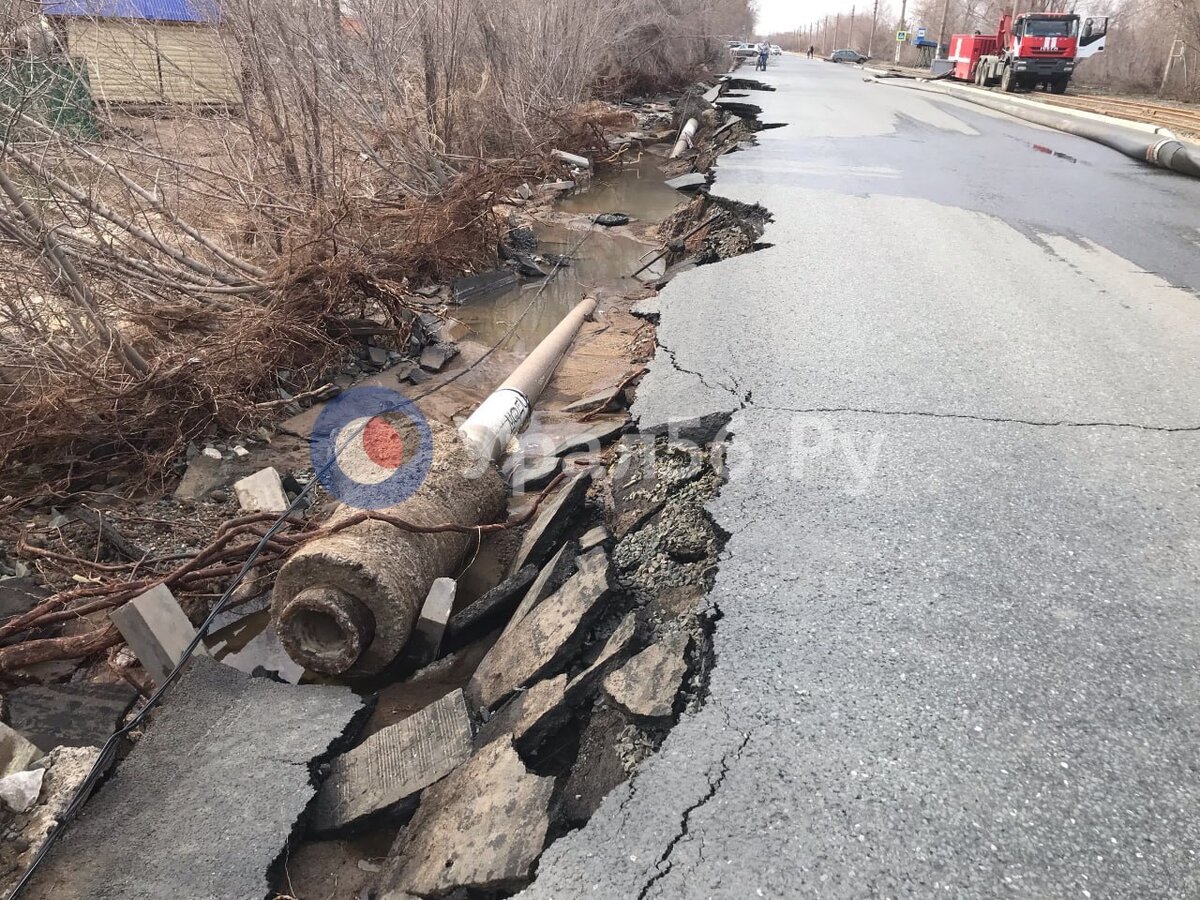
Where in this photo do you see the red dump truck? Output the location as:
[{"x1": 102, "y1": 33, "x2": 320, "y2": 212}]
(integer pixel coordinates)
[{"x1": 948, "y1": 11, "x2": 1108, "y2": 94}]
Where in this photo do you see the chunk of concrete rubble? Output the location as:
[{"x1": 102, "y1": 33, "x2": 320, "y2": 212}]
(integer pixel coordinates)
[
  {"x1": 469, "y1": 552, "x2": 610, "y2": 710},
  {"x1": 109, "y1": 584, "x2": 206, "y2": 685},
  {"x1": 7, "y1": 682, "x2": 138, "y2": 751},
  {"x1": 233, "y1": 466, "x2": 289, "y2": 514},
  {"x1": 0, "y1": 767, "x2": 44, "y2": 813},
  {"x1": 173, "y1": 454, "x2": 234, "y2": 502},
  {"x1": 313, "y1": 689, "x2": 473, "y2": 833},
  {"x1": 419, "y1": 341, "x2": 459, "y2": 372},
  {"x1": 403, "y1": 577, "x2": 456, "y2": 667},
  {"x1": 2, "y1": 746, "x2": 103, "y2": 880},
  {"x1": 377, "y1": 740, "x2": 554, "y2": 896},
  {"x1": 22, "y1": 658, "x2": 363, "y2": 900},
  {"x1": 475, "y1": 674, "x2": 569, "y2": 754},
  {"x1": 604, "y1": 630, "x2": 690, "y2": 719},
  {"x1": 0, "y1": 722, "x2": 41, "y2": 776},
  {"x1": 507, "y1": 467, "x2": 595, "y2": 576},
  {"x1": 502, "y1": 544, "x2": 576, "y2": 638},
  {"x1": 441, "y1": 564, "x2": 537, "y2": 653}
]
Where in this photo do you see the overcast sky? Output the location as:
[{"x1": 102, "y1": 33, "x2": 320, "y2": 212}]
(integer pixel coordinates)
[{"x1": 756, "y1": 0, "x2": 857, "y2": 36}]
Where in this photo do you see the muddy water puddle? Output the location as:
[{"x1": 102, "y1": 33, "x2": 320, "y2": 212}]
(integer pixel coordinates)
[
  {"x1": 557, "y1": 157, "x2": 684, "y2": 221},
  {"x1": 447, "y1": 222, "x2": 662, "y2": 353}
]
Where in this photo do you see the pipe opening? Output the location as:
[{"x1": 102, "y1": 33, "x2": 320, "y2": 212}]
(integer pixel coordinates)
[
  {"x1": 292, "y1": 608, "x2": 347, "y2": 655},
  {"x1": 277, "y1": 586, "x2": 375, "y2": 675}
]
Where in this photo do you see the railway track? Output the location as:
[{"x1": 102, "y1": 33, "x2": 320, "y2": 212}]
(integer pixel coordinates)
[{"x1": 1033, "y1": 92, "x2": 1200, "y2": 139}]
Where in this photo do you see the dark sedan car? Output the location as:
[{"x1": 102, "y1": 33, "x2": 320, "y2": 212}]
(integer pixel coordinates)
[{"x1": 830, "y1": 48, "x2": 869, "y2": 63}]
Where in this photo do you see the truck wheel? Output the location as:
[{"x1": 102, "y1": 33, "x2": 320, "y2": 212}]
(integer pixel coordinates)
[
  {"x1": 975, "y1": 65, "x2": 986, "y2": 86},
  {"x1": 1000, "y1": 65, "x2": 1015, "y2": 93},
  {"x1": 1050, "y1": 77, "x2": 1068, "y2": 95}
]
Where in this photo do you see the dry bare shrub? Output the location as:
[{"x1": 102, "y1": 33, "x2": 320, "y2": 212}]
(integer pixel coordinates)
[{"x1": 0, "y1": 0, "x2": 754, "y2": 499}]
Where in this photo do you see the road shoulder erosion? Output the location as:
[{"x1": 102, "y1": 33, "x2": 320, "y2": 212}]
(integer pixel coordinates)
[{"x1": 523, "y1": 56, "x2": 1200, "y2": 899}]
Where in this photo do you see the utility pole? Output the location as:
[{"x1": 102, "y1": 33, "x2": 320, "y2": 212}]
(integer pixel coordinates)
[
  {"x1": 849, "y1": 6, "x2": 856, "y2": 49},
  {"x1": 834, "y1": 12, "x2": 841, "y2": 48},
  {"x1": 937, "y1": 0, "x2": 951, "y2": 58},
  {"x1": 894, "y1": 0, "x2": 908, "y2": 64},
  {"x1": 868, "y1": 0, "x2": 879, "y2": 58}
]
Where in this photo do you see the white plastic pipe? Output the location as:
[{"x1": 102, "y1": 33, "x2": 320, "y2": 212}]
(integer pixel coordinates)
[
  {"x1": 670, "y1": 118, "x2": 700, "y2": 159},
  {"x1": 459, "y1": 297, "x2": 598, "y2": 462},
  {"x1": 552, "y1": 149, "x2": 593, "y2": 170}
]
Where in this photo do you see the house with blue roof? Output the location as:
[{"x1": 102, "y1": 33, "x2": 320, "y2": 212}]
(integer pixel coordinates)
[{"x1": 43, "y1": 0, "x2": 239, "y2": 103}]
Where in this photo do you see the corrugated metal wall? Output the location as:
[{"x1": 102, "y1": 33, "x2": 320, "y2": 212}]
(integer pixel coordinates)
[{"x1": 66, "y1": 19, "x2": 239, "y2": 103}]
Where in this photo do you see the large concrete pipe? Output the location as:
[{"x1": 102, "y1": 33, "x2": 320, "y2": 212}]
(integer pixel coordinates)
[
  {"x1": 670, "y1": 119, "x2": 700, "y2": 159},
  {"x1": 878, "y1": 79, "x2": 1200, "y2": 179},
  {"x1": 272, "y1": 423, "x2": 506, "y2": 676},
  {"x1": 459, "y1": 297, "x2": 598, "y2": 462},
  {"x1": 552, "y1": 149, "x2": 593, "y2": 170}
]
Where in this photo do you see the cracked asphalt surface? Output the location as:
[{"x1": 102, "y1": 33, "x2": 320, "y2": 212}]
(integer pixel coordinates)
[{"x1": 521, "y1": 56, "x2": 1200, "y2": 898}]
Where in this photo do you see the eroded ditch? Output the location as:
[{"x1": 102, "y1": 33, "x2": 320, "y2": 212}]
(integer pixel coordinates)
[
  {"x1": 0, "y1": 71, "x2": 783, "y2": 900},
  {"x1": 272, "y1": 73, "x2": 784, "y2": 900}
]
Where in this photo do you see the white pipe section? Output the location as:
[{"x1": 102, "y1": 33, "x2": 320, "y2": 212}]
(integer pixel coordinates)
[
  {"x1": 459, "y1": 297, "x2": 599, "y2": 462},
  {"x1": 670, "y1": 118, "x2": 700, "y2": 159},
  {"x1": 552, "y1": 149, "x2": 593, "y2": 170}
]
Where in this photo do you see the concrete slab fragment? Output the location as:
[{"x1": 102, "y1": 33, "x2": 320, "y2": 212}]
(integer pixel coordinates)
[
  {"x1": 508, "y1": 467, "x2": 595, "y2": 576},
  {"x1": 313, "y1": 689, "x2": 473, "y2": 833},
  {"x1": 109, "y1": 584, "x2": 206, "y2": 685},
  {"x1": 7, "y1": 682, "x2": 138, "y2": 751},
  {"x1": 419, "y1": 342, "x2": 460, "y2": 372},
  {"x1": 665, "y1": 172, "x2": 709, "y2": 192},
  {"x1": 603, "y1": 631, "x2": 690, "y2": 719},
  {"x1": 441, "y1": 565, "x2": 537, "y2": 653},
  {"x1": 469, "y1": 554, "x2": 610, "y2": 710},
  {"x1": 378, "y1": 741, "x2": 554, "y2": 896},
  {"x1": 24, "y1": 658, "x2": 363, "y2": 900},
  {"x1": 233, "y1": 466, "x2": 289, "y2": 514},
  {"x1": 404, "y1": 578, "x2": 456, "y2": 666},
  {"x1": 502, "y1": 544, "x2": 575, "y2": 638},
  {"x1": 475, "y1": 674, "x2": 569, "y2": 753}
]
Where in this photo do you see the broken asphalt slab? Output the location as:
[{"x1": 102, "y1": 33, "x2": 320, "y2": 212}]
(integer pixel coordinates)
[
  {"x1": 507, "y1": 467, "x2": 595, "y2": 576},
  {"x1": 469, "y1": 550, "x2": 611, "y2": 710},
  {"x1": 7, "y1": 683, "x2": 138, "y2": 752},
  {"x1": 23, "y1": 657, "x2": 364, "y2": 900},
  {"x1": 604, "y1": 630, "x2": 690, "y2": 719},
  {"x1": 377, "y1": 740, "x2": 554, "y2": 896},
  {"x1": 313, "y1": 689, "x2": 473, "y2": 833}
]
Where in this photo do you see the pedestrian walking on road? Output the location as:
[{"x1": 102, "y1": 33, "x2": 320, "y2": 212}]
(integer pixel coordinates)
[
  {"x1": 756, "y1": 41, "x2": 770, "y2": 71},
  {"x1": 807, "y1": 45, "x2": 815, "y2": 58}
]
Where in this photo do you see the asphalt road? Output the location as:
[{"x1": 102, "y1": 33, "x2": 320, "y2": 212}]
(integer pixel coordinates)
[{"x1": 523, "y1": 56, "x2": 1200, "y2": 898}]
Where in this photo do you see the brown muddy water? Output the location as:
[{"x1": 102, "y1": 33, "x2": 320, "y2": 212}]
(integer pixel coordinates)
[{"x1": 448, "y1": 162, "x2": 683, "y2": 352}]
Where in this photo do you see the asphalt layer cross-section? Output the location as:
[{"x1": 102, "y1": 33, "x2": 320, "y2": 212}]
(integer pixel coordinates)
[{"x1": 522, "y1": 57, "x2": 1200, "y2": 898}]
